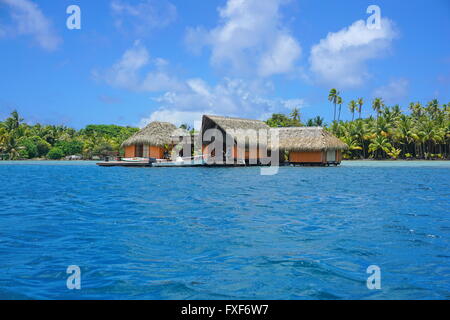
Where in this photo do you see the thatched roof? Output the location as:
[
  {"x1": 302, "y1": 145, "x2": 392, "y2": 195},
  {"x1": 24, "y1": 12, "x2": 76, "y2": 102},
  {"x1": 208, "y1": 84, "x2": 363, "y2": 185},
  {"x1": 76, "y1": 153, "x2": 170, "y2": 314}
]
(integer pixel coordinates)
[
  {"x1": 121, "y1": 121, "x2": 178, "y2": 147},
  {"x1": 202, "y1": 115, "x2": 269, "y2": 131},
  {"x1": 271, "y1": 127, "x2": 348, "y2": 151},
  {"x1": 201, "y1": 115, "x2": 270, "y2": 146},
  {"x1": 200, "y1": 116, "x2": 347, "y2": 151}
]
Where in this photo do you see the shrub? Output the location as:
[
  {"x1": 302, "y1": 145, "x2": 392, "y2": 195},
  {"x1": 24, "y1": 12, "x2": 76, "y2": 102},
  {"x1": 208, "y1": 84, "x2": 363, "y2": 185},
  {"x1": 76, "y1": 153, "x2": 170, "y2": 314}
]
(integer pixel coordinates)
[
  {"x1": 47, "y1": 147, "x2": 64, "y2": 160},
  {"x1": 19, "y1": 138, "x2": 38, "y2": 158},
  {"x1": 35, "y1": 138, "x2": 51, "y2": 157},
  {"x1": 56, "y1": 140, "x2": 83, "y2": 156}
]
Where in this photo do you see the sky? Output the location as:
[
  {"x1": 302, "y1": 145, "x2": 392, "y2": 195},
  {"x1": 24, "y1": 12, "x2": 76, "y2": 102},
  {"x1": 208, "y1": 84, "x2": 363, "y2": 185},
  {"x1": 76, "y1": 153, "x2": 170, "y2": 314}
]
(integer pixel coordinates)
[{"x1": 0, "y1": 0, "x2": 449, "y2": 129}]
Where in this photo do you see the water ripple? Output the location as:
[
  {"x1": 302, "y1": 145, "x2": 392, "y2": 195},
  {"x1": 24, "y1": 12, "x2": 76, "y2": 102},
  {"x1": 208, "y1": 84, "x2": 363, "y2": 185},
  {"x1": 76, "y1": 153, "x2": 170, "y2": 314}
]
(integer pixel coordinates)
[{"x1": 0, "y1": 161, "x2": 449, "y2": 299}]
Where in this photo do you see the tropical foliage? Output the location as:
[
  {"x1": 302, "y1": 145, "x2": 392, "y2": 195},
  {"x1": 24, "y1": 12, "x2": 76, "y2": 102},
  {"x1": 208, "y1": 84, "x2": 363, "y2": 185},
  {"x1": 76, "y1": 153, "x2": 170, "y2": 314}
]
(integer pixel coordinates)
[
  {"x1": 265, "y1": 90, "x2": 449, "y2": 160},
  {"x1": 326, "y1": 90, "x2": 450, "y2": 160},
  {"x1": 0, "y1": 111, "x2": 139, "y2": 160},
  {"x1": 2, "y1": 90, "x2": 450, "y2": 161},
  {"x1": 265, "y1": 109, "x2": 302, "y2": 127}
]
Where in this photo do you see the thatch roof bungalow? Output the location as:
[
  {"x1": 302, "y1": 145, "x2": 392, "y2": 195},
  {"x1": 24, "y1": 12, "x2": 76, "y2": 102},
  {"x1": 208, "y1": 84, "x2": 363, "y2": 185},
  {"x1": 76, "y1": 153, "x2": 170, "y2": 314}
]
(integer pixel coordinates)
[
  {"x1": 121, "y1": 121, "x2": 178, "y2": 159},
  {"x1": 121, "y1": 116, "x2": 348, "y2": 165},
  {"x1": 201, "y1": 115, "x2": 271, "y2": 163},
  {"x1": 200, "y1": 115, "x2": 348, "y2": 165},
  {"x1": 272, "y1": 127, "x2": 348, "y2": 164}
]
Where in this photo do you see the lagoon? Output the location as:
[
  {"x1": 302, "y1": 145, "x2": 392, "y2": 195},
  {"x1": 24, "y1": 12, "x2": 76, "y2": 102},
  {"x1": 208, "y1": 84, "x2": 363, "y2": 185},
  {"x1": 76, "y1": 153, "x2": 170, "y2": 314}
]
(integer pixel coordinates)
[{"x1": 0, "y1": 161, "x2": 449, "y2": 299}]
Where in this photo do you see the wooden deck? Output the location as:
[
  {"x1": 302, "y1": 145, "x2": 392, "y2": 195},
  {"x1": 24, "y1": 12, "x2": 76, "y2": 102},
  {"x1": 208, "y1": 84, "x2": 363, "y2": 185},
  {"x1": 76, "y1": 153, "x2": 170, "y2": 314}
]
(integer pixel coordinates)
[{"x1": 97, "y1": 159, "x2": 341, "y2": 168}]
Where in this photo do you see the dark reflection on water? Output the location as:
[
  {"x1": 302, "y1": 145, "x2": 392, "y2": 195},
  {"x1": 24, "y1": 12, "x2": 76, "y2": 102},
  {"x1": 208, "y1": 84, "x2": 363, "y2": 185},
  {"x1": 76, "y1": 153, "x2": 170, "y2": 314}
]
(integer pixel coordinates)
[{"x1": 0, "y1": 161, "x2": 449, "y2": 299}]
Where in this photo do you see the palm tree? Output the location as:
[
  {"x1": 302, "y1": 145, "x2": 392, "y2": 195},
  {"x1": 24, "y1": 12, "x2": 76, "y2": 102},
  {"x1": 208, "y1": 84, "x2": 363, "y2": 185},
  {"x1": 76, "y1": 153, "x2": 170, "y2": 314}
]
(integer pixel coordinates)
[
  {"x1": 369, "y1": 135, "x2": 392, "y2": 159},
  {"x1": 396, "y1": 115, "x2": 418, "y2": 157},
  {"x1": 4, "y1": 135, "x2": 23, "y2": 160},
  {"x1": 337, "y1": 96, "x2": 343, "y2": 122},
  {"x1": 409, "y1": 102, "x2": 423, "y2": 118},
  {"x1": 4, "y1": 110, "x2": 23, "y2": 132},
  {"x1": 290, "y1": 108, "x2": 301, "y2": 126},
  {"x1": 391, "y1": 105, "x2": 402, "y2": 118},
  {"x1": 0, "y1": 127, "x2": 7, "y2": 159},
  {"x1": 322, "y1": 92, "x2": 450, "y2": 160},
  {"x1": 290, "y1": 108, "x2": 300, "y2": 121},
  {"x1": 328, "y1": 89, "x2": 339, "y2": 122},
  {"x1": 426, "y1": 99, "x2": 439, "y2": 120},
  {"x1": 348, "y1": 100, "x2": 357, "y2": 121},
  {"x1": 372, "y1": 98, "x2": 384, "y2": 118},
  {"x1": 306, "y1": 116, "x2": 325, "y2": 127},
  {"x1": 357, "y1": 98, "x2": 364, "y2": 119}
]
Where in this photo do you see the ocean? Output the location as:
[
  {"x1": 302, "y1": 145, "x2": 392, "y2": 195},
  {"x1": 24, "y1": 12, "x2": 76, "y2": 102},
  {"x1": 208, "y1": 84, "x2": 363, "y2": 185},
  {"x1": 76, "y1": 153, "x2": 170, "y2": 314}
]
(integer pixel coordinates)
[{"x1": 0, "y1": 161, "x2": 449, "y2": 299}]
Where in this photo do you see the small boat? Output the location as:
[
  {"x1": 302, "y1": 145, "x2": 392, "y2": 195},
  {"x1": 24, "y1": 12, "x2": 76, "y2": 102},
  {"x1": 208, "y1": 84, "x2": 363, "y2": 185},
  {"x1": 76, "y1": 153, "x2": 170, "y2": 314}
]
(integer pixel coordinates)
[
  {"x1": 151, "y1": 155, "x2": 205, "y2": 167},
  {"x1": 121, "y1": 157, "x2": 148, "y2": 162}
]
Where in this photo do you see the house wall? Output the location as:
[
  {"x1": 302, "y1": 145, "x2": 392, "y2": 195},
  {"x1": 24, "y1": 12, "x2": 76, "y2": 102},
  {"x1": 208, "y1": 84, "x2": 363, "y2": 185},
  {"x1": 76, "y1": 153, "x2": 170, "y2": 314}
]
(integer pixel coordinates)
[
  {"x1": 233, "y1": 145, "x2": 259, "y2": 160},
  {"x1": 149, "y1": 146, "x2": 164, "y2": 159},
  {"x1": 336, "y1": 150, "x2": 342, "y2": 163},
  {"x1": 124, "y1": 145, "x2": 164, "y2": 158},
  {"x1": 289, "y1": 151, "x2": 324, "y2": 163},
  {"x1": 124, "y1": 145, "x2": 135, "y2": 158}
]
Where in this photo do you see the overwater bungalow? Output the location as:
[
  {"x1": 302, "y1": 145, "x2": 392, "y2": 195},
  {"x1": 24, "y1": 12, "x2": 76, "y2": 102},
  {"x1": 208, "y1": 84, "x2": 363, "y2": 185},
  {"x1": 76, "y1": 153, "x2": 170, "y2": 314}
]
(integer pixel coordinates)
[
  {"x1": 274, "y1": 127, "x2": 348, "y2": 165},
  {"x1": 201, "y1": 115, "x2": 271, "y2": 165},
  {"x1": 98, "y1": 115, "x2": 347, "y2": 167},
  {"x1": 121, "y1": 121, "x2": 178, "y2": 159}
]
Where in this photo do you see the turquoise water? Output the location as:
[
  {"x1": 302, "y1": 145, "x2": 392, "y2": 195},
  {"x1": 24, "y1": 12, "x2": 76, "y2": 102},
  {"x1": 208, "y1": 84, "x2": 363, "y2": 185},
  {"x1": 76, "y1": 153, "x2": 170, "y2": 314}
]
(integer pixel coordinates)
[{"x1": 0, "y1": 161, "x2": 449, "y2": 299}]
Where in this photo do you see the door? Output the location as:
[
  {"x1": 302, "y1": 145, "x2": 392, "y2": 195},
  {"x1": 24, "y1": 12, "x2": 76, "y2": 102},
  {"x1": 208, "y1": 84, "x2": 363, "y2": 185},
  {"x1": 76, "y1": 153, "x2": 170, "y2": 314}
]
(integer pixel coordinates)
[
  {"x1": 143, "y1": 145, "x2": 149, "y2": 158},
  {"x1": 326, "y1": 150, "x2": 336, "y2": 162},
  {"x1": 135, "y1": 144, "x2": 143, "y2": 157}
]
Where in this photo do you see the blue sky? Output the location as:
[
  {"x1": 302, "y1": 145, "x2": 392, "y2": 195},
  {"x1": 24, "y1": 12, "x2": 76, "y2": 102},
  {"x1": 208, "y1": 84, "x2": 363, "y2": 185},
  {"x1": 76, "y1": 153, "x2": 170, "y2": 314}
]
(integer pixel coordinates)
[{"x1": 0, "y1": 0, "x2": 449, "y2": 128}]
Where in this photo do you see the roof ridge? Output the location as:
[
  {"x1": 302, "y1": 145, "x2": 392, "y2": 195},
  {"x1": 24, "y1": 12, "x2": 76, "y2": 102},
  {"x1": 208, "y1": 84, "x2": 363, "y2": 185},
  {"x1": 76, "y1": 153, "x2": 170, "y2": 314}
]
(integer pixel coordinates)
[{"x1": 204, "y1": 114, "x2": 266, "y2": 122}]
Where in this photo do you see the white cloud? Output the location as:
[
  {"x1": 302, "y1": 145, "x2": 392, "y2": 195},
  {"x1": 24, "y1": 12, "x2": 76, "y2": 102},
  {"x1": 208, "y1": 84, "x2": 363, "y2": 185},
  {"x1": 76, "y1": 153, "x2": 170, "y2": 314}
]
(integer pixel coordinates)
[
  {"x1": 95, "y1": 42, "x2": 306, "y2": 127},
  {"x1": 93, "y1": 41, "x2": 185, "y2": 92},
  {"x1": 148, "y1": 78, "x2": 306, "y2": 124},
  {"x1": 0, "y1": 0, "x2": 60, "y2": 50},
  {"x1": 139, "y1": 109, "x2": 207, "y2": 129},
  {"x1": 373, "y1": 78, "x2": 409, "y2": 103},
  {"x1": 309, "y1": 18, "x2": 396, "y2": 88},
  {"x1": 185, "y1": 0, "x2": 301, "y2": 77},
  {"x1": 111, "y1": 0, "x2": 177, "y2": 35}
]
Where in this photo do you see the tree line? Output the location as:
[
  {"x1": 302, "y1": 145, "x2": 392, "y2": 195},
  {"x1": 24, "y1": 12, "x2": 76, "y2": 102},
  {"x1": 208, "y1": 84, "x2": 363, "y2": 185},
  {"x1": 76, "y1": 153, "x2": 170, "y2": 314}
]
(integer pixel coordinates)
[
  {"x1": 265, "y1": 90, "x2": 450, "y2": 160},
  {"x1": 2, "y1": 90, "x2": 450, "y2": 161},
  {"x1": 0, "y1": 111, "x2": 138, "y2": 160}
]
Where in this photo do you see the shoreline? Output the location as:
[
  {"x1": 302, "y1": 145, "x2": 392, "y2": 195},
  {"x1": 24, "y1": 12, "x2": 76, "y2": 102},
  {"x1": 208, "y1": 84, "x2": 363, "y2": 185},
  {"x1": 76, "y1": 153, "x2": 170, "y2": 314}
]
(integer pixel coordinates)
[{"x1": 0, "y1": 159, "x2": 449, "y2": 162}]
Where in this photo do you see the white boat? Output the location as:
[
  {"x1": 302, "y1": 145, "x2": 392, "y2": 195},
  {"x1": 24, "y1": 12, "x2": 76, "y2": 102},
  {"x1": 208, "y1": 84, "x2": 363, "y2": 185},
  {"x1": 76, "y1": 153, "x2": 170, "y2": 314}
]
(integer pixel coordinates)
[
  {"x1": 121, "y1": 157, "x2": 148, "y2": 162},
  {"x1": 151, "y1": 156, "x2": 205, "y2": 167}
]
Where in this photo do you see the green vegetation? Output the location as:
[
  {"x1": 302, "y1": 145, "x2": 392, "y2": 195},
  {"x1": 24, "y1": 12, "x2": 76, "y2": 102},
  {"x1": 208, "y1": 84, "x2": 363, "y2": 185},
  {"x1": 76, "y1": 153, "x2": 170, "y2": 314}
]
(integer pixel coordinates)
[
  {"x1": 47, "y1": 147, "x2": 65, "y2": 160},
  {"x1": 0, "y1": 111, "x2": 139, "y2": 160},
  {"x1": 265, "y1": 108, "x2": 302, "y2": 127},
  {"x1": 2, "y1": 88, "x2": 449, "y2": 161},
  {"x1": 265, "y1": 89, "x2": 450, "y2": 160}
]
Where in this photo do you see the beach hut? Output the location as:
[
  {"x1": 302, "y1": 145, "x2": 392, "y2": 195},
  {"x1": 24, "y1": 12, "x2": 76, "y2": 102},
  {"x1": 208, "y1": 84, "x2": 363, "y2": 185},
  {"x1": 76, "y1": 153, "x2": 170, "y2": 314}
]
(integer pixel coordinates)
[
  {"x1": 121, "y1": 121, "x2": 177, "y2": 159},
  {"x1": 201, "y1": 115, "x2": 270, "y2": 164},
  {"x1": 273, "y1": 127, "x2": 348, "y2": 165}
]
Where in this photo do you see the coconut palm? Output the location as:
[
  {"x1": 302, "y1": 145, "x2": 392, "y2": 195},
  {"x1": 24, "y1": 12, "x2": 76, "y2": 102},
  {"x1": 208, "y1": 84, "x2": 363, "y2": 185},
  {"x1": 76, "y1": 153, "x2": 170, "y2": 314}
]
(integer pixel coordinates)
[
  {"x1": 426, "y1": 99, "x2": 439, "y2": 120},
  {"x1": 369, "y1": 136, "x2": 392, "y2": 159},
  {"x1": 372, "y1": 98, "x2": 385, "y2": 118},
  {"x1": 357, "y1": 98, "x2": 364, "y2": 119},
  {"x1": 4, "y1": 135, "x2": 23, "y2": 160},
  {"x1": 409, "y1": 102, "x2": 423, "y2": 118},
  {"x1": 395, "y1": 115, "x2": 418, "y2": 157},
  {"x1": 0, "y1": 127, "x2": 7, "y2": 159},
  {"x1": 348, "y1": 100, "x2": 357, "y2": 121},
  {"x1": 306, "y1": 116, "x2": 325, "y2": 127},
  {"x1": 328, "y1": 89, "x2": 339, "y2": 122},
  {"x1": 337, "y1": 96, "x2": 343, "y2": 122},
  {"x1": 290, "y1": 108, "x2": 301, "y2": 126},
  {"x1": 4, "y1": 110, "x2": 23, "y2": 132}
]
